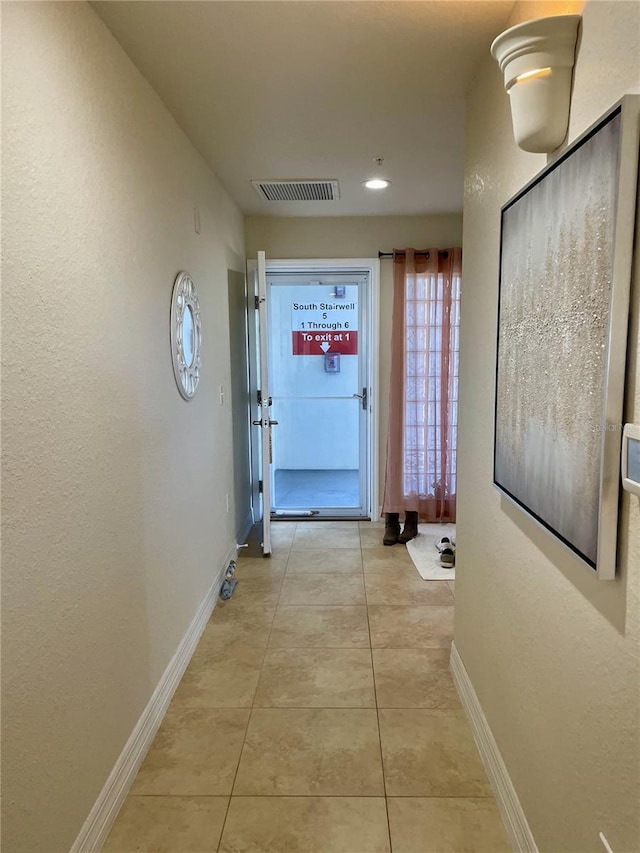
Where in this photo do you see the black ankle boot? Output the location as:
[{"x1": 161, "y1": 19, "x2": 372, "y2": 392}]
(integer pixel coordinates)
[
  {"x1": 398, "y1": 511, "x2": 419, "y2": 544},
  {"x1": 383, "y1": 513, "x2": 400, "y2": 546}
]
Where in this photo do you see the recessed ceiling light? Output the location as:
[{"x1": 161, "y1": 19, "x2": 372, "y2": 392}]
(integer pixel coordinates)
[{"x1": 364, "y1": 178, "x2": 390, "y2": 190}]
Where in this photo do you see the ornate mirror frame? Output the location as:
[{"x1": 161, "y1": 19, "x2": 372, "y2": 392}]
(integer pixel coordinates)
[{"x1": 170, "y1": 271, "x2": 202, "y2": 400}]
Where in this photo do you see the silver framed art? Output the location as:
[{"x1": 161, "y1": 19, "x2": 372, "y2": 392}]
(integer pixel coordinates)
[
  {"x1": 170, "y1": 271, "x2": 202, "y2": 400},
  {"x1": 494, "y1": 96, "x2": 640, "y2": 579}
]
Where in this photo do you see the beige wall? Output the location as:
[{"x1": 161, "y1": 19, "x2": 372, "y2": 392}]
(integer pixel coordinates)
[
  {"x1": 456, "y1": 2, "x2": 640, "y2": 851},
  {"x1": 1, "y1": 4, "x2": 245, "y2": 851},
  {"x1": 245, "y1": 215, "x2": 463, "y2": 504}
]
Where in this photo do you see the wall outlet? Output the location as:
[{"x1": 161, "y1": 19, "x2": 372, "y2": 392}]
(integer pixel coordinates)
[
  {"x1": 226, "y1": 493, "x2": 230, "y2": 514},
  {"x1": 219, "y1": 385, "x2": 224, "y2": 406}
]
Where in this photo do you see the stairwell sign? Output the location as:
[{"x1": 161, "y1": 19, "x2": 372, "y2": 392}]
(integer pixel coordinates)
[{"x1": 291, "y1": 299, "x2": 358, "y2": 355}]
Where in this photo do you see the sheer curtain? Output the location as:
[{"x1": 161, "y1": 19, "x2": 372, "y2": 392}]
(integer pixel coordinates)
[{"x1": 382, "y1": 247, "x2": 462, "y2": 522}]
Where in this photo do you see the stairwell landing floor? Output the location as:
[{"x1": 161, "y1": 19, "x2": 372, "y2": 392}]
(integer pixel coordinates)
[{"x1": 103, "y1": 521, "x2": 510, "y2": 853}]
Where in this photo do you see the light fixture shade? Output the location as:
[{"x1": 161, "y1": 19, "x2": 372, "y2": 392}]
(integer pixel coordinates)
[{"x1": 491, "y1": 15, "x2": 581, "y2": 153}]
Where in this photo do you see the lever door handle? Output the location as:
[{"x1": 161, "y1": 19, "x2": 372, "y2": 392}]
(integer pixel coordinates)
[
  {"x1": 252, "y1": 419, "x2": 279, "y2": 426},
  {"x1": 353, "y1": 388, "x2": 368, "y2": 410}
]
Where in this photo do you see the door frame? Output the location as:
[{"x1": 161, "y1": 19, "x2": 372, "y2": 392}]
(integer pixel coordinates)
[{"x1": 247, "y1": 256, "x2": 380, "y2": 521}]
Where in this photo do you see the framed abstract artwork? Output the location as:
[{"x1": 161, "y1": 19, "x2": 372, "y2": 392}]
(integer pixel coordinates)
[{"x1": 494, "y1": 96, "x2": 640, "y2": 579}]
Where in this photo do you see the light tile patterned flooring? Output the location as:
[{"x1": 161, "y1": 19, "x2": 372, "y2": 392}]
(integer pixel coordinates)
[{"x1": 103, "y1": 521, "x2": 510, "y2": 853}]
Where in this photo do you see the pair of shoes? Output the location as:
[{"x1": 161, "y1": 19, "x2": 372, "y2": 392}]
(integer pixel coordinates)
[
  {"x1": 435, "y1": 536, "x2": 455, "y2": 568},
  {"x1": 383, "y1": 512, "x2": 419, "y2": 545}
]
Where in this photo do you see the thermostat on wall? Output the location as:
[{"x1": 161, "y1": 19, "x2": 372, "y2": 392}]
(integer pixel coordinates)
[{"x1": 622, "y1": 423, "x2": 640, "y2": 496}]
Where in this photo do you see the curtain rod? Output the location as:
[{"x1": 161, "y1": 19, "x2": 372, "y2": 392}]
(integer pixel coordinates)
[{"x1": 378, "y1": 250, "x2": 449, "y2": 259}]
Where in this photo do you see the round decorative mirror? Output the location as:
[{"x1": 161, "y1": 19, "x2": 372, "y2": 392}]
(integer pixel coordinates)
[{"x1": 170, "y1": 271, "x2": 201, "y2": 400}]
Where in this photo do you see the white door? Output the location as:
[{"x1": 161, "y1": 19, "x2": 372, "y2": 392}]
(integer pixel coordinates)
[
  {"x1": 256, "y1": 251, "x2": 274, "y2": 555},
  {"x1": 246, "y1": 252, "x2": 275, "y2": 555}
]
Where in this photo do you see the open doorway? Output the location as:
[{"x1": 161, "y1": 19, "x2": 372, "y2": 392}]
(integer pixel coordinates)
[{"x1": 247, "y1": 257, "x2": 380, "y2": 547}]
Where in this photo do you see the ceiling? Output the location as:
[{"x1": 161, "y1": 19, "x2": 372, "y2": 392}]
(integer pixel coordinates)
[{"x1": 92, "y1": 1, "x2": 515, "y2": 217}]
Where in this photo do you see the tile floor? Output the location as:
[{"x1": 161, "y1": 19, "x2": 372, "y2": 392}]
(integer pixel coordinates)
[{"x1": 103, "y1": 521, "x2": 510, "y2": 853}]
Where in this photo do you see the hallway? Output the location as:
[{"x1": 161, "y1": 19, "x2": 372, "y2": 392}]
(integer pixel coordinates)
[{"x1": 103, "y1": 522, "x2": 509, "y2": 852}]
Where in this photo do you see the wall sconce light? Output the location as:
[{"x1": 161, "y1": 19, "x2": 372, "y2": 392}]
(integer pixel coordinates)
[{"x1": 491, "y1": 15, "x2": 581, "y2": 153}]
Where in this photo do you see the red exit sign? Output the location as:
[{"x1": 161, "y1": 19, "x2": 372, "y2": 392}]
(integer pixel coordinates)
[{"x1": 292, "y1": 330, "x2": 358, "y2": 355}]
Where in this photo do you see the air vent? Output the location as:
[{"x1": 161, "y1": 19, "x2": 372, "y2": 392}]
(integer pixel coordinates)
[{"x1": 251, "y1": 179, "x2": 340, "y2": 202}]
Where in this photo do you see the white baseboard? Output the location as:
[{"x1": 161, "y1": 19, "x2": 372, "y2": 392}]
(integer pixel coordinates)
[
  {"x1": 70, "y1": 544, "x2": 237, "y2": 853},
  {"x1": 450, "y1": 642, "x2": 538, "y2": 853}
]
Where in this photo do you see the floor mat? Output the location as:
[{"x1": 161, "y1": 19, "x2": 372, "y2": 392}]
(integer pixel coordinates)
[{"x1": 406, "y1": 523, "x2": 456, "y2": 580}]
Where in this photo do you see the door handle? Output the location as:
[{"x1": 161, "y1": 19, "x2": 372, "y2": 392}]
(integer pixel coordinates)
[
  {"x1": 252, "y1": 419, "x2": 279, "y2": 426},
  {"x1": 353, "y1": 388, "x2": 368, "y2": 410}
]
